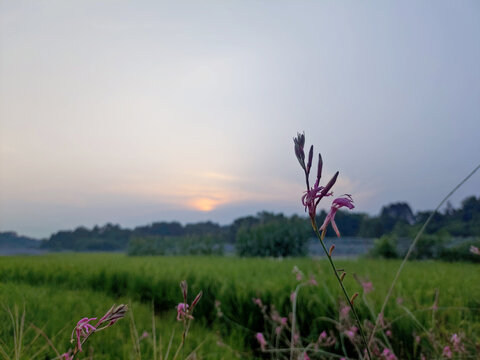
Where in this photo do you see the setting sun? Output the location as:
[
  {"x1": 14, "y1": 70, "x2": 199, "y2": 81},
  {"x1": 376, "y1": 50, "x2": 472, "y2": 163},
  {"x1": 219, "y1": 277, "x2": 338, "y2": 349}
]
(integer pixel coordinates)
[{"x1": 189, "y1": 197, "x2": 220, "y2": 212}]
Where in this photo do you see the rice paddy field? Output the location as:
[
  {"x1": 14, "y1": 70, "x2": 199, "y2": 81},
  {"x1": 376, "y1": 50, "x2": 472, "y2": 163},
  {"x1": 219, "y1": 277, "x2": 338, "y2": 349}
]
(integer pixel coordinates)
[{"x1": 0, "y1": 254, "x2": 479, "y2": 359}]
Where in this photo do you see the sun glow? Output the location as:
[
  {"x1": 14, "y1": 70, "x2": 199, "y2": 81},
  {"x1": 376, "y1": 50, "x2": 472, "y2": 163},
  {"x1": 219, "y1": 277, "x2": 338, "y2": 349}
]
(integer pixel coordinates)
[{"x1": 189, "y1": 197, "x2": 220, "y2": 212}]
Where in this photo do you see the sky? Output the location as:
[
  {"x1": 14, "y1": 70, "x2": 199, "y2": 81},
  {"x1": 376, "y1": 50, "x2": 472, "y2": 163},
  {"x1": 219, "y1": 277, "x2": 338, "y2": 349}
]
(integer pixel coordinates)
[{"x1": 1, "y1": 1, "x2": 479, "y2": 238}]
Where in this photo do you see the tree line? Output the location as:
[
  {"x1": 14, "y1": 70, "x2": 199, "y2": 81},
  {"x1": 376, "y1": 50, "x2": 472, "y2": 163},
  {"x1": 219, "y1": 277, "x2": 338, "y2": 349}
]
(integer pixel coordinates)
[{"x1": 27, "y1": 195, "x2": 480, "y2": 257}]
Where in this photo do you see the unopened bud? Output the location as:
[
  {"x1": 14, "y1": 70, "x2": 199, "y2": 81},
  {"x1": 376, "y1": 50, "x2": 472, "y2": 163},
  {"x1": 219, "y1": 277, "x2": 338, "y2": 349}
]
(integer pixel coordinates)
[
  {"x1": 180, "y1": 281, "x2": 188, "y2": 303},
  {"x1": 190, "y1": 291, "x2": 203, "y2": 310},
  {"x1": 317, "y1": 153, "x2": 323, "y2": 181},
  {"x1": 329, "y1": 244, "x2": 335, "y2": 257},
  {"x1": 293, "y1": 133, "x2": 306, "y2": 170},
  {"x1": 350, "y1": 293, "x2": 359, "y2": 304},
  {"x1": 306, "y1": 145, "x2": 314, "y2": 175},
  {"x1": 340, "y1": 272, "x2": 346, "y2": 282},
  {"x1": 321, "y1": 171, "x2": 339, "y2": 196}
]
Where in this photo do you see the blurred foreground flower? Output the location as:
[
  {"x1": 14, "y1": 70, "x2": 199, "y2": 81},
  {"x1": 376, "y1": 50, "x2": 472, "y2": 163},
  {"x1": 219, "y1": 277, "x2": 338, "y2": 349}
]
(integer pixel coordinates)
[
  {"x1": 67, "y1": 304, "x2": 127, "y2": 358},
  {"x1": 255, "y1": 332, "x2": 267, "y2": 351},
  {"x1": 470, "y1": 245, "x2": 480, "y2": 255},
  {"x1": 176, "y1": 280, "x2": 202, "y2": 322}
]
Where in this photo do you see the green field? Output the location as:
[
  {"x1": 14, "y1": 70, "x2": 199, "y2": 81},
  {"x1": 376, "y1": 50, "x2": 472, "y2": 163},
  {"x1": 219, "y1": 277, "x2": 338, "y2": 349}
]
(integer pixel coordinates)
[{"x1": 0, "y1": 254, "x2": 479, "y2": 359}]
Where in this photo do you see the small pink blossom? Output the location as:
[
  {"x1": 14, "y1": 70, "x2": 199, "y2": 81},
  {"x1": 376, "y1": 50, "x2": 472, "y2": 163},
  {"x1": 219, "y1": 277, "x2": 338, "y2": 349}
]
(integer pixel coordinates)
[
  {"x1": 281, "y1": 317, "x2": 288, "y2": 325},
  {"x1": 450, "y1": 333, "x2": 464, "y2": 352},
  {"x1": 176, "y1": 303, "x2": 190, "y2": 321},
  {"x1": 303, "y1": 353, "x2": 310, "y2": 360},
  {"x1": 252, "y1": 298, "x2": 263, "y2": 307},
  {"x1": 470, "y1": 245, "x2": 480, "y2": 255},
  {"x1": 442, "y1": 346, "x2": 452, "y2": 359},
  {"x1": 60, "y1": 351, "x2": 73, "y2": 360},
  {"x1": 309, "y1": 276, "x2": 318, "y2": 286},
  {"x1": 381, "y1": 348, "x2": 398, "y2": 360},
  {"x1": 293, "y1": 333, "x2": 300, "y2": 344},
  {"x1": 386, "y1": 330, "x2": 392, "y2": 337},
  {"x1": 256, "y1": 332, "x2": 267, "y2": 351},
  {"x1": 340, "y1": 305, "x2": 350, "y2": 319},
  {"x1": 320, "y1": 195, "x2": 355, "y2": 237},
  {"x1": 176, "y1": 287, "x2": 202, "y2": 322},
  {"x1": 319, "y1": 331, "x2": 327, "y2": 340},
  {"x1": 362, "y1": 281, "x2": 374, "y2": 294},
  {"x1": 290, "y1": 292, "x2": 296, "y2": 303},
  {"x1": 140, "y1": 331, "x2": 149, "y2": 340},
  {"x1": 73, "y1": 317, "x2": 97, "y2": 352},
  {"x1": 345, "y1": 326, "x2": 357, "y2": 340},
  {"x1": 275, "y1": 326, "x2": 282, "y2": 335},
  {"x1": 292, "y1": 266, "x2": 304, "y2": 281}
]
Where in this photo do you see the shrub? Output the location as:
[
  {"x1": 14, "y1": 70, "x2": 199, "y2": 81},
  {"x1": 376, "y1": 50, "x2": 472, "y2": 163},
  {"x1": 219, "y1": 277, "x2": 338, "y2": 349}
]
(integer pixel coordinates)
[{"x1": 369, "y1": 235, "x2": 399, "y2": 259}]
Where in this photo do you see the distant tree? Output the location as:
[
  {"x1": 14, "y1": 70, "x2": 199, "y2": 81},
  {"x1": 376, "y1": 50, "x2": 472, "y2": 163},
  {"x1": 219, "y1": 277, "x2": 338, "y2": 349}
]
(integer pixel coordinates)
[
  {"x1": 235, "y1": 213, "x2": 310, "y2": 257},
  {"x1": 368, "y1": 235, "x2": 398, "y2": 259}
]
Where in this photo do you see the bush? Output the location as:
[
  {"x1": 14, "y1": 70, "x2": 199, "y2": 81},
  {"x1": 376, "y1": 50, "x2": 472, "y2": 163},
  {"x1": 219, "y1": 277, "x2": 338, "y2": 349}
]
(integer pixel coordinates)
[{"x1": 369, "y1": 235, "x2": 399, "y2": 259}]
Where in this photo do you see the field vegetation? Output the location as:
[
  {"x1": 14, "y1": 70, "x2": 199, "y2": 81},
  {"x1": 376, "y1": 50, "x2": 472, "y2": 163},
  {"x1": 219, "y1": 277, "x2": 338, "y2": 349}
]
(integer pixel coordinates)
[{"x1": 0, "y1": 254, "x2": 478, "y2": 359}]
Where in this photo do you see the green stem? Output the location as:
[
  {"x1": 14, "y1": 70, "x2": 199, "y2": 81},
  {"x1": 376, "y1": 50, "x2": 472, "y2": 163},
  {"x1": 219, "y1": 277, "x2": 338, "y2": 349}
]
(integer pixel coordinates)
[{"x1": 312, "y1": 224, "x2": 372, "y2": 360}]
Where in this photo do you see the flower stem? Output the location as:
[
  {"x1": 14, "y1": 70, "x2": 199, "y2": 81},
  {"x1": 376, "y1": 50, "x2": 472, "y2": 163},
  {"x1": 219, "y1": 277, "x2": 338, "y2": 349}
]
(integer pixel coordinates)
[{"x1": 312, "y1": 223, "x2": 372, "y2": 360}]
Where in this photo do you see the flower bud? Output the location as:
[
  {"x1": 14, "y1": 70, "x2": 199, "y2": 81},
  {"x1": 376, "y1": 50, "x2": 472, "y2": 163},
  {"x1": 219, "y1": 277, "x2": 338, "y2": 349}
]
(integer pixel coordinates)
[
  {"x1": 329, "y1": 244, "x2": 335, "y2": 256},
  {"x1": 350, "y1": 293, "x2": 359, "y2": 304}
]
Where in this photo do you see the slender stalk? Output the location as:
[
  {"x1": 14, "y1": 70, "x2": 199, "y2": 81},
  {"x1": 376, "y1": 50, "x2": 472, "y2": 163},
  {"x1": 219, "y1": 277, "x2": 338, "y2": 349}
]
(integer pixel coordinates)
[
  {"x1": 368, "y1": 163, "x2": 480, "y2": 347},
  {"x1": 312, "y1": 224, "x2": 371, "y2": 360},
  {"x1": 290, "y1": 283, "x2": 303, "y2": 360}
]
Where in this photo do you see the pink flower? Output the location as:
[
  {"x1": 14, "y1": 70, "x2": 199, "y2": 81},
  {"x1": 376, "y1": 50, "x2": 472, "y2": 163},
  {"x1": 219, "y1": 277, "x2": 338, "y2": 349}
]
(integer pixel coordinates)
[
  {"x1": 382, "y1": 348, "x2": 398, "y2": 360},
  {"x1": 309, "y1": 276, "x2": 318, "y2": 286},
  {"x1": 294, "y1": 133, "x2": 341, "y2": 219},
  {"x1": 252, "y1": 298, "x2": 263, "y2": 307},
  {"x1": 470, "y1": 245, "x2": 480, "y2": 255},
  {"x1": 176, "y1": 303, "x2": 190, "y2": 321},
  {"x1": 290, "y1": 292, "x2": 296, "y2": 303},
  {"x1": 73, "y1": 317, "x2": 97, "y2": 353},
  {"x1": 256, "y1": 332, "x2": 267, "y2": 351},
  {"x1": 442, "y1": 346, "x2": 452, "y2": 359},
  {"x1": 60, "y1": 351, "x2": 73, "y2": 360},
  {"x1": 450, "y1": 333, "x2": 464, "y2": 352},
  {"x1": 345, "y1": 326, "x2": 357, "y2": 340},
  {"x1": 304, "y1": 353, "x2": 310, "y2": 360},
  {"x1": 362, "y1": 281, "x2": 374, "y2": 294},
  {"x1": 386, "y1": 330, "x2": 392, "y2": 337},
  {"x1": 301, "y1": 176, "x2": 337, "y2": 219},
  {"x1": 281, "y1": 317, "x2": 288, "y2": 325},
  {"x1": 340, "y1": 305, "x2": 350, "y2": 319},
  {"x1": 140, "y1": 331, "x2": 149, "y2": 340},
  {"x1": 319, "y1": 331, "x2": 327, "y2": 340},
  {"x1": 176, "y1": 287, "x2": 202, "y2": 322},
  {"x1": 320, "y1": 195, "x2": 355, "y2": 237}
]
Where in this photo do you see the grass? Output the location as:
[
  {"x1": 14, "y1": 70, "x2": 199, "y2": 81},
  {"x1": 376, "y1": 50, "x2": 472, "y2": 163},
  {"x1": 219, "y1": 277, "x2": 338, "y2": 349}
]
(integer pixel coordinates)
[{"x1": 0, "y1": 254, "x2": 479, "y2": 358}]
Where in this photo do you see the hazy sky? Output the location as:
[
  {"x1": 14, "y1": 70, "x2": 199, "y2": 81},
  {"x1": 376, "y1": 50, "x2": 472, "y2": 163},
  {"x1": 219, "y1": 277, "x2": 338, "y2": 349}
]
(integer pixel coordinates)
[{"x1": 1, "y1": 1, "x2": 479, "y2": 238}]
